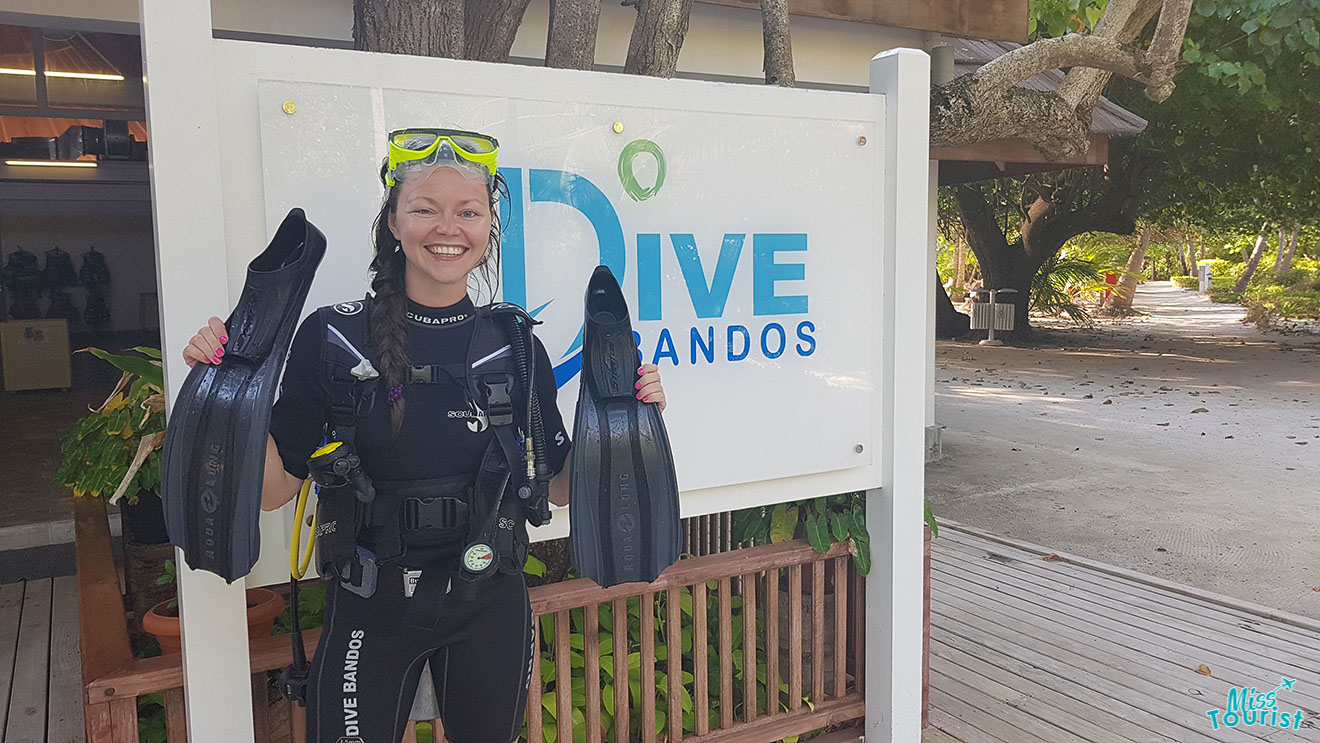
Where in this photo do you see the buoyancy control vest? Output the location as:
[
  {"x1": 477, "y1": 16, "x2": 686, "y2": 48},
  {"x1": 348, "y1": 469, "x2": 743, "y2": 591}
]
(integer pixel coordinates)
[{"x1": 310, "y1": 295, "x2": 552, "y2": 600}]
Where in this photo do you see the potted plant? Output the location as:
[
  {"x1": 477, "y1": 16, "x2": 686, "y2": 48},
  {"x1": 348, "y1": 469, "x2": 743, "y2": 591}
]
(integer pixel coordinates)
[
  {"x1": 56, "y1": 347, "x2": 174, "y2": 639},
  {"x1": 141, "y1": 560, "x2": 285, "y2": 654}
]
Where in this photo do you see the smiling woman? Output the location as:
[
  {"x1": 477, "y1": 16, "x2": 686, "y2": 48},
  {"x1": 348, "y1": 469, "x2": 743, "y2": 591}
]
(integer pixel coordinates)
[{"x1": 177, "y1": 124, "x2": 667, "y2": 743}]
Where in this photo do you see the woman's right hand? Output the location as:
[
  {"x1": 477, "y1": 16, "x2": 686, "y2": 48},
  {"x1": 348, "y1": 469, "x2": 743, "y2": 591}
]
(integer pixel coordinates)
[{"x1": 182, "y1": 316, "x2": 229, "y2": 367}]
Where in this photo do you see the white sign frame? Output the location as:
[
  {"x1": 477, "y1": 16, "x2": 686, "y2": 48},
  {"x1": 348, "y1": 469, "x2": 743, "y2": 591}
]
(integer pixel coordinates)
[{"x1": 140, "y1": 0, "x2": 929, "y2": 740}]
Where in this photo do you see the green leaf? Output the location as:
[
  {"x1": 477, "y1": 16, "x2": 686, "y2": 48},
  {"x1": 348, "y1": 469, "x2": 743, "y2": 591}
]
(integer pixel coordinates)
[
  {"x1": 924, "y1": 498, "x2": 940, "y2": 538},
  {"x1": 828, "y1": 511, "x2": 848, "y2": 541},
  {"x1": 132, "y1": 346, "x2": 163, "y2": 359},
  {"x1": 805, "y1": 512, "x2": 831, "y2": 553},
  {"x1": 523, "y1": 554, "x2": 547, "y2": 577},
  {"x1": 768, "y1": 504, "x2": 798, "y2": 543},
  {"x1": 81, "y1": 347, "x2": 164, "y2": 389}
]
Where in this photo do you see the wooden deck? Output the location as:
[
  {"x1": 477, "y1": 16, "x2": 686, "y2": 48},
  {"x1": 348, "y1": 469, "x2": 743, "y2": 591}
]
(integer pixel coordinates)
[
  {"x1": 925, "y1": 525, "x2": 1320, "y2": 743},
  {"x1": 9, "y1": 526, "x2": 1320, "y2": 743},
  {"x1": 2, "y1": 576, "x2": 83, "y2": 743}
]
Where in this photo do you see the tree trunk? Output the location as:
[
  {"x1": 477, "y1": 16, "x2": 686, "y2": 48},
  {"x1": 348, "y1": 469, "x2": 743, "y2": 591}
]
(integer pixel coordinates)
[
  {"x1": 464, "y1": 0, "x2": 533, "y2": 62},
  {"x1": 1176, "y1": 239, "x2": 1188, "y2": 275},
  {"x1": 935, "y1": 274, "x2": 970, "y2": 338},
  {"x1": 953, "y1": 235, "x2": 967, "y2": 292},
  {"x1": 759, "y1": 0, "x2": 795, "y2": 86},
  {"x1": 1187, "y1": 238, "x2": 1198, "y2": 276},
  {"x1": 545, "y1": 0, "x2": 601, "y2": 69},
  {"x1": 623, "y1": 0, "x2": 695, "y2": 77},
  {"x1": 1105, "y1": 228, "x2": 1150, "y2": 312},
  {"x1": 1276, "y1": 223, "x2": 1299, "y2": 275},
  {"x1": 1232, "y1": 222, "x2": 1271, "y2": 293},
  {"x1": 354, "y1": 0, "x2": 464, "y2": 57}
]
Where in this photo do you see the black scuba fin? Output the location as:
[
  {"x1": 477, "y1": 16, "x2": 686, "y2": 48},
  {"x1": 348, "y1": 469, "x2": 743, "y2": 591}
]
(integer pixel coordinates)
[
  {"x1": 570, "y1": 265, "x2": 681, "y2": 587},
  {"x1": 162, "y1": 208, "x2": 326, "y2": 582}
]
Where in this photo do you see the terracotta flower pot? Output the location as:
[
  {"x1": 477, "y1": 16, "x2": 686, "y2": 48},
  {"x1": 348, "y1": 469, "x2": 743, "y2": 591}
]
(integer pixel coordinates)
[{"x1": 142, "y1": 587, "x2": 286, "y2": 654}]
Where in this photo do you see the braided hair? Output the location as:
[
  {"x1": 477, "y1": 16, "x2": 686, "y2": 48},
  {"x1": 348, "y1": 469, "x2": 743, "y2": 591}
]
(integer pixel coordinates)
[{"x1": 368, "y1": 161, "x2": 509, "y2": 436}]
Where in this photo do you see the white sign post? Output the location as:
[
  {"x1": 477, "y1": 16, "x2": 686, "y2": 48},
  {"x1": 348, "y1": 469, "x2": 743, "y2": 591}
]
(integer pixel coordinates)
[{"x1": 141, "y1": 1, "x2": 930, "y2": 739}]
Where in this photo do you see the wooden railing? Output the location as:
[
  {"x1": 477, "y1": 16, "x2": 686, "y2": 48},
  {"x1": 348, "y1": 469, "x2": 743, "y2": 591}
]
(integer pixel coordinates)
[{"x1": 78, "y1": 501, "x2": 865, "y2": 743}]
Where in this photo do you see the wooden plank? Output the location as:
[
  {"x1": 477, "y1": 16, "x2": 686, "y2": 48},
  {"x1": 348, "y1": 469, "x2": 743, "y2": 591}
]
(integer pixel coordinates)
[
  {"x1": 931, "y1": 135, "x2": 1108, "y2": 166},
  {"x1": 930, "y1": 595, "x2": 1284, "y2": 743},
  {"x1": 932, "y1": 561, "x2": 1320, "y2": 709},
  {"x1": 641, "y1": 593, "x2": 657, "y2": 743},
  {"x1": 695, "y1": 0, "x2": 1029, "y2": 43},
  {"x1": 718, "y1": 577, "x2": 733, "y2": 728},
  {"x1": 527, "y1": 619, "x2": 542, "y2": 743},
  {"x1": 47, "y1": 575, "x2": 85, "y2": 743},
  {"x1": 930, "y1": 652, "x2": 1133, "y2": 743},
  {"x1": 931, "y1": 635, "x2": 1183, "y2": 743},
  {"x1": 89, "y1": 629, "x2": 322, "y2": 700},
  {"x1": 161, "y1": 688, "x2": 183, "y2": 742},
  {"x1": 75, "y1": 495, "x2": 133, "y2": 686},
  {"x1": 921, "y1": 723, "x2": 967, "y2": 743},
  {"x1": 85, "y1": 702, "x2": 114, "y2": 743},
  {"x1": 252, "y1": 674, "x2": 271, "y2": 743},
  {"x1": 926, "y1": 706, "x2": 1004, "y2": 743},
  {"x1": 528, "y1": 541, "x2": 850, "y2": 615},
  {"x1": 940, "y1": 525, "x2": 1320, "y2": 636},
  {"x1": 832, "y1": 558, "x2": 847, "y2": 699},
  {"x1": 291, "y1": 702, "x2": 306, "y2": 743},
  {"x1": 850, "y1": 566, "x2": 864, "y2": 696},
  {"x1": 811, "y1": 560, "x2": 825, "y2": 703},
  {"x1": 788, "y1": 564, "x2": 803, "y2": 711},
  {"x1": 0, "y1": 582, "x2": 26, "y2": 736},
  {"x1": 930, "y1": 616, "x2": 1270, "y2": 743},
  {"x1": 741, "y1": 574, "x2": 757, "y2": 721},
  {"x1": 109, "y1": 696, "x2": 138, "y2": 743},
  {"x1": 556, "y1": 610, "x2": 572, "y2": 743},
  {"x1": 613, "y1": 598, "x2": 629, "y2": 740},
  {"x1": 7, "y1": 578, "x2": 52, "y2": 743},
  {"x1": 927, "y1": 681, "x2": 1057, "y2": 743},
  {"x1": 765, "y1": 567, "x2": 779, "y2": 718},
  {"x1": 694, "y1": 582, "x2": 709, "y2": 736},
  {"x1": 664, "y1": 696, "x2": 864, "y2": 743},
  {"x1": 933, "y1": 547, "x2": 1320, "y2": 686},
  {"x1": 667, "y1": 588, "x2": 682, "y2": 742},
  {"x1": 933, "y1": 668, "x2": 1100, "y2": 743},
  {"x1": 937, "y1": 534, "x2": 1320, "y2": 663},
  {"x1": 404, "y1": 721, "x2": 417, "y2": 743},
  {"x1": 585, "y1": 602, "x2": 602, "y2": 743}
]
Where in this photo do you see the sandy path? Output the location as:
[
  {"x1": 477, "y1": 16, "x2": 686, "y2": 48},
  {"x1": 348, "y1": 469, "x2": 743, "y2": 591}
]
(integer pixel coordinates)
[{"x1": 927, "y1": 282, "x2": 1320, "y2": 619}]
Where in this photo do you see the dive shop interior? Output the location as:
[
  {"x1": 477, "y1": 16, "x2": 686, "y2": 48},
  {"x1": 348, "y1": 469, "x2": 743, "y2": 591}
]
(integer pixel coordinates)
[{"x1": 0, "y1": 21, "x2": 156, "y2": 580}]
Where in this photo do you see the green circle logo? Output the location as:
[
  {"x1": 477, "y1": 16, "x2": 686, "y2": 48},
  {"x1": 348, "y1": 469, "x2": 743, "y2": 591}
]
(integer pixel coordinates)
[{"x1": 617, "y1": 139, "x2": 666, "y2": 202}]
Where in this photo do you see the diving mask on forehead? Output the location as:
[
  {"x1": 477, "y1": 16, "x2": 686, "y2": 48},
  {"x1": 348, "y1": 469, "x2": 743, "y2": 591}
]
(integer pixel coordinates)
[{"x1": 385, "y1": 128, "x2": 499, "y2": 187}]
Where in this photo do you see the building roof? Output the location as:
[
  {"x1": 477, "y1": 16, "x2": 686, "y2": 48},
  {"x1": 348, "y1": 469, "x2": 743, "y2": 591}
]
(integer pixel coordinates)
[{"x1": 950, "y1": 37, "x2": 1147, "y2": 136}]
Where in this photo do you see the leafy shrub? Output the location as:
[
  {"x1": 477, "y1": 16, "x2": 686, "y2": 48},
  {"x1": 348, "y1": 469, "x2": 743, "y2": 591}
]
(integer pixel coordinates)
[{"x1": 1171, "y1": 275, "x2": 1199, "y2": 288}]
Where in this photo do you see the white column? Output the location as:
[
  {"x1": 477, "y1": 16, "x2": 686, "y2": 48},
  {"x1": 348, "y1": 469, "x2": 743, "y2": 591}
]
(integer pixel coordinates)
[
  {"x1": 867, "y1": 48, "x2": 931, "y2": 743},
  {"x1": 140, "y1": 0, "x2": 256, "y2": 740}
]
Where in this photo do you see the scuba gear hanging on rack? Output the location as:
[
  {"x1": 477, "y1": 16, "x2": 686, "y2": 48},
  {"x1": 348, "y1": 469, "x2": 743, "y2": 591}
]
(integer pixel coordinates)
[
  {"x1": 79, "y1": 247, "x2": 111, "y2": 286},
  {"x1": 43, "y1": 247, "x2": 78, "y2": 287}
]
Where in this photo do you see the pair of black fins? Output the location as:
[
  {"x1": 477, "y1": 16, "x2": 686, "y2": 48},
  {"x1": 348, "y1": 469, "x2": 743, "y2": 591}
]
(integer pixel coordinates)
[
  {"x1": 162, "y1": 209, "x2": 325, "y2": 582},
  {"x1": 571, "y1": 266, "x2": 681, "y2": 587}
]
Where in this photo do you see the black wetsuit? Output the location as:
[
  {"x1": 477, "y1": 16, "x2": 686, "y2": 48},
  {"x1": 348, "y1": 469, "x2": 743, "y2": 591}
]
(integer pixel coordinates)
[{"x1": 270, "y1": 296, "x2": 570, "y2": 743}]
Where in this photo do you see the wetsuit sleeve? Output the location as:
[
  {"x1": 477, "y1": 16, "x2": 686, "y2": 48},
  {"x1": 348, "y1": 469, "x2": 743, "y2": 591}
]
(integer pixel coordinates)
[
  {"x1": 269, "y1": 312, "x2": 329, "y2": 480},
  {"x1": 532, "y1": 336, "x2": 572, "y2": 476}
]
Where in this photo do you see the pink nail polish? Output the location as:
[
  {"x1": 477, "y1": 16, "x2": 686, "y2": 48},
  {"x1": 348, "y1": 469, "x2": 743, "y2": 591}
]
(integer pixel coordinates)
[
  {"x1": 636, "y1": 392, "x2": 643, "y2": 399},
  {"x1": 216, "y1": 347, "x2": 224, "y2": 357},
  {"x1": 220, "y1": 336, "x2": 228, "y2": 344},
  {"x1": 635, "y1": 380, "x2": 642, "y2": 389},
  {"x1": 637, "y1": 366, "x2": 645, "y2": 375}
]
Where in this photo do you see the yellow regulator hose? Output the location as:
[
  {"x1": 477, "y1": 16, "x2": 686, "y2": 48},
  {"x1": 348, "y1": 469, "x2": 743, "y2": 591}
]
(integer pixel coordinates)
[{"x1": 290, "y1": 441, "x2": 341, "y2": 578}]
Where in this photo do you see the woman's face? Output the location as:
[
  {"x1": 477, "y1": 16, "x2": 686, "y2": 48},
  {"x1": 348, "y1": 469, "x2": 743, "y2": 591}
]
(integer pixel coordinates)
[{"x1": 388, "y1": 166, "x2": 493, "y2": 304}]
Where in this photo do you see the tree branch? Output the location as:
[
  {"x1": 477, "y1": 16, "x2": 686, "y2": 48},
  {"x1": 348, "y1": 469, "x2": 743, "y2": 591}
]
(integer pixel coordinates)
[
  {"x1": 464, "y1": 0, "x2": 533, "y2": 63},
  {"x1": 759, "y1": 0, "x2": 795, "y2": 86},
  {"x1": 546, "y1": 0, "x2": 601, "y2": 70},
  {"x1": 953, "y1": 185, "x2": 1013, "y2": 264},
  {"x1": 624, "y1": 0, "x2": 695, "y2": 77}
]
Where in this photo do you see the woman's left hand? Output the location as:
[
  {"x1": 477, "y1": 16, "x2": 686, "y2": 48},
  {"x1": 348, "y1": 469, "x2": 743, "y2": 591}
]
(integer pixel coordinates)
[{"x1": 636, "y1": 363, "x2": 668, "y2": 412}]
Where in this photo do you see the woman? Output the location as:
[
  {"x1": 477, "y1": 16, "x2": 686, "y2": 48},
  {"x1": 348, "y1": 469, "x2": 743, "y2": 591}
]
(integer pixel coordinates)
[{"x1": 183, "y1": 128, "x2": 667, "y2": 742}]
